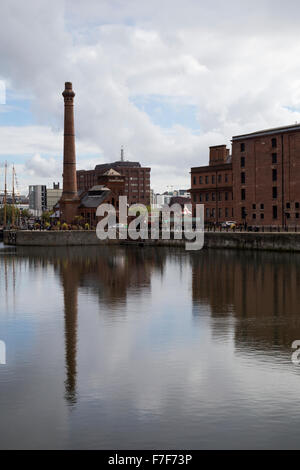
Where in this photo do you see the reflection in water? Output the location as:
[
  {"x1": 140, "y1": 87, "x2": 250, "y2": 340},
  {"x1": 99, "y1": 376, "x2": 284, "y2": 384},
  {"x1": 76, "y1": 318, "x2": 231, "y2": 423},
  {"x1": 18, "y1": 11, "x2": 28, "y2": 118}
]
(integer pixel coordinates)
[
  {"x1": 60, "y1": 259, "x2": 78, "y2": 404},
  {"x1": 191, "y1": 250, "x2": 300, "y2": 355},
  {"x1": 2, "y1": 244, "x2": 300, "y2": 448}
]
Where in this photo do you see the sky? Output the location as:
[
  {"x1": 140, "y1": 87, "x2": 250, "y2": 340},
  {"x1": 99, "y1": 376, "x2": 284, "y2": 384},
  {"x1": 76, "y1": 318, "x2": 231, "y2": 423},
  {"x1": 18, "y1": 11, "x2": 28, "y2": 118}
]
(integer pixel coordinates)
[{"x1": 1, "y1": 0, "x2": 300, "y2": 195}]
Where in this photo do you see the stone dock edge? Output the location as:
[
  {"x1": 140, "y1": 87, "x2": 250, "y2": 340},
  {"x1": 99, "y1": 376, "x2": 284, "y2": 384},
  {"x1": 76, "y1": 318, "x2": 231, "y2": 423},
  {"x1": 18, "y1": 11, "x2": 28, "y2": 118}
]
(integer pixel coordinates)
[{"x1": 4, "y1": 230, "x2": 300, "y2": 252}]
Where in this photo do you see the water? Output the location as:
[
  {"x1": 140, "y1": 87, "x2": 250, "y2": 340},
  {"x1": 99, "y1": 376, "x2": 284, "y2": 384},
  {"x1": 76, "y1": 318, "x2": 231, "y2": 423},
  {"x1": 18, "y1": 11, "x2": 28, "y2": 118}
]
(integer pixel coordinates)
[{"x1": 1, "y1": 242, "x2": 300, "y2": 449}]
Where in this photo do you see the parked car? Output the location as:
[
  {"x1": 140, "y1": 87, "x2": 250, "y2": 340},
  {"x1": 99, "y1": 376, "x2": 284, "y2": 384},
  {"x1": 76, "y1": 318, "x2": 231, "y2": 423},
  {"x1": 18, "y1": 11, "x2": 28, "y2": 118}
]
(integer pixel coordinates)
[{"x1": 221, "y1": 221, "x2": 237, "y2": 229}]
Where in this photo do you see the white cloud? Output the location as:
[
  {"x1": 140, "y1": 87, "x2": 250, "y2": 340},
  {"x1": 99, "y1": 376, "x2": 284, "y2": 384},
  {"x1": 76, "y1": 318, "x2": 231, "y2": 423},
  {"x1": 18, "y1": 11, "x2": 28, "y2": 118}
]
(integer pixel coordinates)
[{"x1": 1, "y1": 0, "x2": 300, "y2": 193}]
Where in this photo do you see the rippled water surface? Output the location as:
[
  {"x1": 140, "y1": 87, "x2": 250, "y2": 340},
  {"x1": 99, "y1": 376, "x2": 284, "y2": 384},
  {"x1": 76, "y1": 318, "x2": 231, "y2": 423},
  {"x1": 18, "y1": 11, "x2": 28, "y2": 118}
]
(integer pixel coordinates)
[{"x1": 1, "y1": 242, "x2": 300, "y2": 449}]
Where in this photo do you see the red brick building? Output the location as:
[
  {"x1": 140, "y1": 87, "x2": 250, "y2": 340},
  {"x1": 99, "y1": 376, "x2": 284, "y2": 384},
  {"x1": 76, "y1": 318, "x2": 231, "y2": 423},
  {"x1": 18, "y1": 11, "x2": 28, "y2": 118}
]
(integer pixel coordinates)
[
  {"x1": 78, "y1": 169, "x2": 125, "y2": 227},
  {"x1": 190, "y1": 124, "x2": 300, "y2": 226},
  {"x1": 190, "y1": 145, "x2": 234, "y2": 223},
  {"x1": 232, "y1": 124, "x2": 300, "y2": 226},
  {"x1": 77, "y1": 161, "x2": 151, "y2": 206}
]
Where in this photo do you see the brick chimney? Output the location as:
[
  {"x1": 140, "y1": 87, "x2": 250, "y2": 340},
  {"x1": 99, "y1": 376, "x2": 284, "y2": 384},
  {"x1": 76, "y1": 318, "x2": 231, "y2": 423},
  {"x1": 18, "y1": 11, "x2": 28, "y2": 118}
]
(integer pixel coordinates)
[
  {"x1": 59, "y1": 82, "x2": 79, "y2": 223},
  {"x1": 209, "y1": 145, "x2": 228, "y2": 166}
]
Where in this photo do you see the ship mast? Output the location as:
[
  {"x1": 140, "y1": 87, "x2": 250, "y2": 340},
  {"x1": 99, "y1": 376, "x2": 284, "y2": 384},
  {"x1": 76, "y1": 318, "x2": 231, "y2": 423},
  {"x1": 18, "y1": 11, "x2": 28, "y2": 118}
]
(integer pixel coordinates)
[
  {"x1": 3, "y1": 161, "x2": 7, "y2": 228},
  {"x1": 11, "y1": 164, "x2": 15, "y2": 227}
]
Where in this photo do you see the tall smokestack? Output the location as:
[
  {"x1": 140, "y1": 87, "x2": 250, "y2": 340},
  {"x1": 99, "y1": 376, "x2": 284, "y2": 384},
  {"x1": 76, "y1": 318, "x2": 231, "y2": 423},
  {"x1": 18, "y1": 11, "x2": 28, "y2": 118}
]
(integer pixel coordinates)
[{"x1": 60, "y1": 82, "x2": 79, "y2": 223}]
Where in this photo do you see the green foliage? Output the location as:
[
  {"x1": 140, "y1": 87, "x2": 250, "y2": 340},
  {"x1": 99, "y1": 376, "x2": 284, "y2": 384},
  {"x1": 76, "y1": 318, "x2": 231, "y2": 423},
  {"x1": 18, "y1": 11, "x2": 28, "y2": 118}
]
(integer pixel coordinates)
[
  {"x1": 84, "y1": 223, "x2": 90, "y2": 230},
  {"x1": 20, "y1": 209, "x2": 31, "y2": 219},
  {"x1": 61, "y1": 223, "x2": 68, "y2": 230},
  {"x1": 0, "y1": 205, "x2": 20, "y2": 225},
  {"x1": 41, "y1": 211, "x2": 53, "y2": 222}
]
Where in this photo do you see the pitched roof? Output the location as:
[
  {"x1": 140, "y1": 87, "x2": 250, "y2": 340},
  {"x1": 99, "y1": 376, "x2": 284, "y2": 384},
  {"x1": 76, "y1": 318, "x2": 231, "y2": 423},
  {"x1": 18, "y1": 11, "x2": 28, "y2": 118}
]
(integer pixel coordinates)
[{"x1": 103, "y1": 168, "x2": 121, "y2": 176}]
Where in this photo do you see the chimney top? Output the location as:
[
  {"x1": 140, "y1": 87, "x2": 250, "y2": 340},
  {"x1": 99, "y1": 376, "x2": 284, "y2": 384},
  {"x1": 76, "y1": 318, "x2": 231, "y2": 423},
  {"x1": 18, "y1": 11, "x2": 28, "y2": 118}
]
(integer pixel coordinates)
[{"x1": 65, "y1": 82, "x2": 72, "y2": 89}]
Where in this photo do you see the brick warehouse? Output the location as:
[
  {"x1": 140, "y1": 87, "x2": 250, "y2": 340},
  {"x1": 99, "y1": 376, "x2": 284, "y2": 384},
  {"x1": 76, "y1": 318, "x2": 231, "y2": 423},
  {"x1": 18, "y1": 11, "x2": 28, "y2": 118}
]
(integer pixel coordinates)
[
  {"x1": 190, "y1": 145, "x2": 234, "y2": 224},
  {"x1": 77, "y1": 160, "x2": 151, "y2": 206},
  {"x1": 191, "y1": 124, "x2": 300, "y2": 226}
]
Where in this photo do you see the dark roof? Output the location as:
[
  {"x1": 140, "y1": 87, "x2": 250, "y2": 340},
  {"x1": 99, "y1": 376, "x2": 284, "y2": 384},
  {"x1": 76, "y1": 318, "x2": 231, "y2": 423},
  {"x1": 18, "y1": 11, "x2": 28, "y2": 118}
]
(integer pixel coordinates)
[
  {"x1": 169, "y1": 196, "x2": 191, "y2": 206},
  {"x1": 79, "y1": 188, "x2": 111, "y2": 208},
  {"x1": 94, "y1": 161, "x2": 141, "y2": 171},
  {"x1": 232, "y1": 123, "x2": 300, "y2": 141},
  {"x1": 191, "y1": 161, "x2": 232, "y2": 173}
]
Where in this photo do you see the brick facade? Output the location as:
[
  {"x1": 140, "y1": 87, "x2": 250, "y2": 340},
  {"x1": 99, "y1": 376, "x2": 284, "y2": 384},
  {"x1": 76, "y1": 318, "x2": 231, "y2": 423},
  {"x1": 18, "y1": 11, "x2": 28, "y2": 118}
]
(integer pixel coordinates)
[
  {"x1": 190, "y1": 125, "x2": 300, "y2": 226},
  {"x1": 190, "y1": 145, "x2": 234, "y2": 223},
  {"x1": 77, "y1": 161, "x2": 151, "y2": 206},
  {"x1": 232, "y1": 125, "x2": 300, "y2": 226}
]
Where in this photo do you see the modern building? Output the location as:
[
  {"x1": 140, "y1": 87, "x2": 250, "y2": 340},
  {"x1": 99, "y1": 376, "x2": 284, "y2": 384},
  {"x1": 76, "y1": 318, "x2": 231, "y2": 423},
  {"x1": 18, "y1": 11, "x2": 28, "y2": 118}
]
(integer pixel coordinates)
[
  {"x1": 28, "y1": 185, "x2": 47, "y2": 217},
  {"x1": 190, "y1": 124, "x2": 300, "y2": 226},
  {"x1": 77, "y1": 160, "x2": 151, "y2": 206},
  {"x1": 190, "y1": 145, "x2": 234, "y2": 223},
  {"x1": 46, "y1": 183, "x2": 63, "y2": 211}
]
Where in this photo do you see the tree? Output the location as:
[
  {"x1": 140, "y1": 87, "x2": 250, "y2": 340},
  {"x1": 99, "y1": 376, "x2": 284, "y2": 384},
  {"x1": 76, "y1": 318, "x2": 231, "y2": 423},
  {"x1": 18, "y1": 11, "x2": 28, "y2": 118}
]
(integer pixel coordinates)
[{"x1": 0, "y1": 205, "x2": 20, "y2": 225}]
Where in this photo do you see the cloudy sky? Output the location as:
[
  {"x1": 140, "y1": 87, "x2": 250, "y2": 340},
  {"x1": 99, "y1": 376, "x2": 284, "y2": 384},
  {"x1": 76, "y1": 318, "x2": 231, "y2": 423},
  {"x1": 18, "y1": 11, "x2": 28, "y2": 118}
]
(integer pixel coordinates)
[{"x1": 1, "y1": 0, "x2": 300, "y2": 195}]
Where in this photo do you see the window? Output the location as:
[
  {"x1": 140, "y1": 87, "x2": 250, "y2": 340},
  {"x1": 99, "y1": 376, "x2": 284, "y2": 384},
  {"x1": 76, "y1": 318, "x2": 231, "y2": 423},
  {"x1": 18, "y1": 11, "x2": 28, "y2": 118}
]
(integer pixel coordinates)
[
  {"x1": 225, "y1": 208, "x2": 229, "y2": 218},
  {"x1": 241, "y1": 189, "x2": 246, "y2": 200},
  {"x1": 225, "y1": 174, "x2": 228, "y2": 183},
  {"x1": 272, "y1": 153, "x2": 277, "y2": 164},
  {"x1": 261, "y1": 204, "x2": 264, "y2": 210},
  {"x1": 273, "y1": 206, "x2": 278, "y2": 219},
  {"x1": 241, "y1": 156, "x2": 245, "y2": 168},
  {"x1": 205, "y1": 176, "x2": 209, "y2": 184},
  {"x1": 241, "y1": 172, "x2": 246, "y2": 184},
  {"x1": 253, "y1": 204, "x2": 256, "y2": 210},
  {"x1": 272, "y1": 187, "x2": 277, "y2": 199},
  {"x1": 212, "y1": 192, "x2": 216, "y2": 201},
  {"x1": 296, "y1": 213, "x2": 300, "y2": 219},
  {"x1": 286, "y1": 213, "x2": 291, "y2": 219},
  {"x1": 296, "y1": 202, "x2": 300, "y2": 209},
  {"x1": 193, "y1": 194, "x2": 197, "y2": 203},
  {"x1": 206, "y1": 193, "x2": 209, "y2": 202},
  {"x1": 212, "y1": 175, "x2": 215, "y2": 184},
  {"x1": 286, "y1": 202, "x2": 291, "y2": 209},
  {"x1": 218, "y1": 192, "x2": 222, "y2": 201},
  {"x1": 193, "y1": 177, "x2": 196, "y2": 185},
  {"x1": 272, "y1": 169, "x2": 277, "y2": 182},
  {"x1": 199, "y1": 176, "x2": 202, "y2": 184},
  {"x1": 261, "y1": 213, "x2": 265, "y2": 219},
  {"x1": 225, "y1": 192, "x2": 228, "y2": 201},
  {"x1": 218, "y1": 174, "x2": 222, "y2": 183},
  {"x1": 218, "y1": 208, "x2": 222, "y2": 218},
  {"x1": 206, "y1": 208, "x2": 210, "y2": 218},
  {"x1": 242, "y1": 207, "x2": 246, "y2": 219},
  {"x1": 212, "y1": 208, "x2": 215, "y2": 218},
  {"x1": 199, "y1": 194, "x2": 202, "y2": 202},
  {"x1": 272, "y1": 138, "x2": 277, "y2": 148},
  {"x1": 241, "y1": 143, "x2": 245, "y2": 152},
  {"x1": 252, "y1": 214, "x2": 256, "y2": 219}
]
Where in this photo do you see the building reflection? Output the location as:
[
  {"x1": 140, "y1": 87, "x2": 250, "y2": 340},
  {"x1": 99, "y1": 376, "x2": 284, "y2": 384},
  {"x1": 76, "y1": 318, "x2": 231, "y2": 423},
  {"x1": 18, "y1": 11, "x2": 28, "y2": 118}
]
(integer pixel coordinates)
[
  {"x1": 191, "y1": 249, "x2": 300, "y2": 354},
  {"x1": 0, "y1": 245, "x2": 168, "y2": 404}
]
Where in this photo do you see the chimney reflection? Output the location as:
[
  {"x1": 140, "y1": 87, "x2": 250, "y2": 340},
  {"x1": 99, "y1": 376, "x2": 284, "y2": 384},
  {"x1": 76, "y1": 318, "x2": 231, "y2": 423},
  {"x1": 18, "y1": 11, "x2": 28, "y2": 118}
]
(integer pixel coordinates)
[{"x1": 60, "y1": 258, "x2": 79, "y2": 405}]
